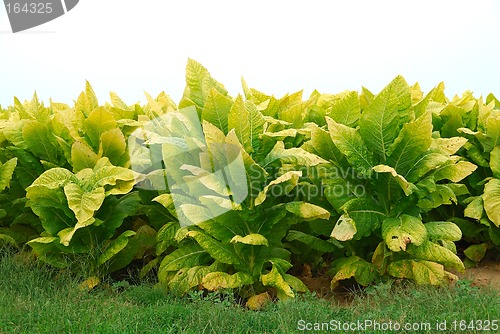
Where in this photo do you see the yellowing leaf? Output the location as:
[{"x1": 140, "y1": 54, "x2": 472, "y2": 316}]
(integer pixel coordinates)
[
  {"x1": 387, "y1": 260, "x2": 447, "y2": 285},
  {"x1": 246, "y1": 292, "x2": 272, "y2": 311},
  {"x1": 331, "y1": 214, "x2": 357, "y2": 241},
  {"x1": 254, "y1": 171, "x2": 301, "y2": 206},
  {"x1": 261, "y1": 264, "x2": 294, "y2": 300},
  {"x1": 483, "y1": 178, "x2": 500, "y2": 227},
  {"x1": 79, "y1": 276, "x2": 100, "y2": 292},
  {"x1": 330, "y1": 256, "x2": 378, "y2": 289},
  {"x1": 71, "y1": 141, "x2": 99, "y2": 172},
  {"x1": 98, "y1": 128, "x2": 127, "y2": 166},
  {"x1": 202, "y1": 88, "x2": 233, "y2": 133},
  {"x1": 434, "y1": 161, "x2": 477, "y2": 183},
  {"x1": 407, "y1": 241, "x2": 464, "y2": 272},
  {"x1": 382, "y1": 215, "x2": 427, "y2": 252},
  {"x1": 373, "y1": 165, "x2": 416, "y2": 196},
  {"x1": 64, "y1": 184, "x2": 105, "y2": 224},
  {"x1": 83, "y1": 107, "x2": 117, "y2": 149},
  {"x1": 202, "y1": 271, "x2": 253, "y2": 291},
  {"x1": 231, "y1": 234, "x2": 269, "y2": 246},
  {"x1": 464, "y1": 196, "x2": 484, "y2": 220},
  {"x1": 285, "y1": 202, "x2": 330, "y2": 220}
]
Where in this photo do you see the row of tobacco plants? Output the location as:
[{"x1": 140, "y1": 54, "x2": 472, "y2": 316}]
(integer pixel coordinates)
[{"x1": 1, "y1": 60, "x2": 499, "y2": 305}]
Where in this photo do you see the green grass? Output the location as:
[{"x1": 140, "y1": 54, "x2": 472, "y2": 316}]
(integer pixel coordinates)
[{"x1": 1, "y1": 250, "x2": 499, "y2": 334}]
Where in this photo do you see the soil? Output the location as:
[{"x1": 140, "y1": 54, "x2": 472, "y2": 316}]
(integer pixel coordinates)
[
  {"x1": 296, "y1": 261, "x2": 500, "y2": 305},
  {"x1": 459, "y1": 261, "x2": 500, "y2": 290}
]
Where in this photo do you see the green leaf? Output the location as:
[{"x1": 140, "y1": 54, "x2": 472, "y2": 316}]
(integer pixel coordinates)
[
  {"x1": 202, "y1": 88, "x2": 233, "y2": 133},
  {"x1": 464, "y1": 196, "x2": 484, "y2": 220},
  {"x1": 71, "y1": 141, "x2": 99, "y2": 172},
  {"x1": 425, "y1": 222, "x2": 462, "y2": 242},
  {"x1": 202, "y1": 272, "x2": 253, "y2": 290},
  {"x1": 318, "y1": 90, "x2": 360, "y2": 127},
  {"x1": 339, "y1": 199, "x2": 386, "y2": 239},
  {"x1": 326, "y1": 117, "x2": 374, "y2": 173},
  {"x1": 180, "y1": 58, "x2": 228, "y2": 114},
  {"x1": 283, "y1": 274, "x2": 308, "y2": 293},
  {"x1": 386, "y1": 112, "x2": 433, "y2": 175},
  {"x1": 359, "y1": 75, "x2": 411, "y2": 160},
  {"x1": 483, "y1": 178, "x2": 500, "y2": 227},
  {"x1": 83, "y1": 107, "x2": 117, "y2": 149},
  {"x1": 373, "y1": 165, "x2": 416, "y2": 196},
  {"x1": 97, "y1": 230, "x2": 136, "y2": 266},
  {"x1": 286, "y1": 230, "x2": 340, "y2": 252},
  {"x1": 0, "y1": 158, "x2": 17, "y2": 192},
  {"x1": 407, "y1": 241, "x2": 464, "y2": 272},
  {"x1": 387, "y1": 260, "x2": 452, "y2": 285},
  {"x1": 186, "y1": 230, "x2": 239, "y2": 264},
  {"x1": 228, "y1": 95, "x2": 265, "y2": 154},
  {"x1": 382, "y1": 215, "x2": 427, "y2": 252},
  {"x1": 231, "y1": 234, "x2": 269, "y2": 246},
  {"x1": 168, "y1": 266, "x2": 213, "y2": 295},
  {"x1": 156, "y1": 221, "x2": 180, "y2": 255},
  {"x1": 464, "y1": 243, "x2": 488, "y2": 262},
  {"x1": 330, "y1": 256, "x2": 378, "y2": 289},
  {"x1": 0, "y1": 234, "x2": 17, "y2": 246},
  {"x1": 405, "y1": 152, "x2": 449, "y2": 183},
  {"x1": 285, "y1": 201, "x2": 330, "y2": 220},
  {"x1": 158, "y1": 244, "x2": 209, "y2": 281},
  {"x1": 490, "y1": 146, "x2": 500, "y2": 179},
  {"x1": 301, "y1": 124, "x2": 347, "y2": 166},
  {"x1": 22, "y1": 121, "x2": 60, "y2": 163}
]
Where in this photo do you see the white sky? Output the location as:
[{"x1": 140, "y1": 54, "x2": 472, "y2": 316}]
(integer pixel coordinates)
[{"x1": 1, "y1": 0, "x2": 499, "y2": 107}]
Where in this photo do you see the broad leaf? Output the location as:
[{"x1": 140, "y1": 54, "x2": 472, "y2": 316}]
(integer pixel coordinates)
[
  {"x1": 359, "y1": 75, "x2": 411, "y2": 160},
  {"x1": 330, "y1": 256, "x2": 378, "y2": 289},
  {"x1": 382, "y1": 215, "x2": 427, "y2": 252},
  {"x1": 231, "y1": 234, "x2": 269, "y2": 246},
  {"x1": 285, "y1": 201, "x2": 330, "y2": 220},
  {"x1": 202, "y1": 271, "x2": 253, "y2": 290},
  {"x1": 407, "y1": 241, "x2": 464, "y2": 272},
  {"x1": 0, "y1": 158, "x2": 17, "y2": 192},
  {"x1": 387, "y1": 260, "x2": 454, "y2": 285},
  {"x1": 483, "y1": 178, "x2": 500, "y2": 227},
  {"x1": 326, "y1": 117, "x2": 374, "y2": 173}
]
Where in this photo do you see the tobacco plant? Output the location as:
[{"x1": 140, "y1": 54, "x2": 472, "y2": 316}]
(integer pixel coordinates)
[
  {"x1": 306, "y1": 76, "x2": 477, "y2": 286},
  {"x1": 433, "y1": 92, "x2": 500, "y2": 264},
  {"x1": 132, "y1": 60, "x2": 336, "y2": 299}
]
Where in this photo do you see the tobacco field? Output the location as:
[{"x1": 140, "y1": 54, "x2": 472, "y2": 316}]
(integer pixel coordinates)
[{"x1": 1, "y1": 59, "x2": 499, "y2": 307}]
